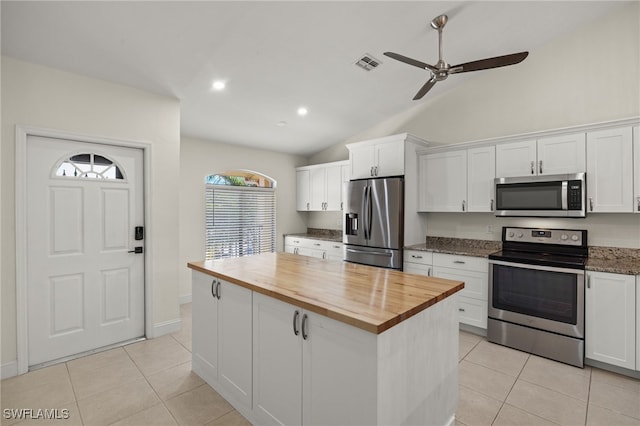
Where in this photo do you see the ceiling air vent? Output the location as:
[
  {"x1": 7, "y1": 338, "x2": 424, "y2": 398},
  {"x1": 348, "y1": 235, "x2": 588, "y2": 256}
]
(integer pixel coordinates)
[{"x1": 355, "y1": 54, "x2": 381, "y2": 71}]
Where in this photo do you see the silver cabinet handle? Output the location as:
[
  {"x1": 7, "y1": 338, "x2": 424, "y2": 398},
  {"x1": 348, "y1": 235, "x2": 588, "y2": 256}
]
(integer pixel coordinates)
[
  {"x1": 341, "y1": 201, "x2": 343, "y2": 211},
  {"x1": 539, "y1": 160, "x2": 543, "y2": 174},
  {"x1": 301, "y1": 314, "x2": 309, "y2": 340},
  {"x1": 374, "y1": 166, "x2": 379, "y2": 176},
  {"x1": 216, "y1": 281, "x2": 221, "y2": 300},
  {"x1": 370, "y1": 166, "x2": 374, "y2": 177},
  {"x1": 211, "y1": 280, "x2": 216, "y2": 299},
  {"x1": 586, "y1": 275, "x2": 590, "y2": 289},
  {"x1": 589, "y1": 197, "x2": 594, "y2": 212},
  {"x1": 462, "y1": 200, "x2": 466, "y2": 212},
  {"x1": 314, "y1": 243, "x2": 321, "y2": 246},
  {"x1": 637, "y1": 197, "x2": 640, "y2": 212},
  {"x1": 530, "y1": 161, "x2": 535, "y2": 175},
  {"x1": 333, "y1": 245, "x2": 341, "y2": 249},
  {"x1": 293, "y1": 310, "x2": 300, "y2": 336},
  {"x1": 459, "y1": 308, "x2": 466, "y2": 312},
  {"x1": 411, "y1": 255, "x2": 423, "y2": 259},
  {"x1": 427, "y1": 267, "x2": 432, "y2": 276},
  {"x1": 453, "y1": 260, "x2": 466, "y2": 264},
  {"x1": 322, "y1": 252, "x2": 326, "y2": 259},
  {"x1": 490, "y1": 198, "x2": 494, "y2": 211},
  {"x1": 306, "y1": 202, "x2": 309, "y2": 210}
]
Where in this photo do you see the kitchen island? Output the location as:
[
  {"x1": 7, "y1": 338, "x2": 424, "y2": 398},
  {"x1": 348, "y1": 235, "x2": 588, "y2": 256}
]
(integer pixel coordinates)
[{"x1": 188, "y1": 252, "x2": 464, "y2": 426}]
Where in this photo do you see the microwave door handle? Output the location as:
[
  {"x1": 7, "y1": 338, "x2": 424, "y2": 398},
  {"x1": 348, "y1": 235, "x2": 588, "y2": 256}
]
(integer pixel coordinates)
[{"x1": 561, "y1": 181, "x2": 568, "y2": 210}]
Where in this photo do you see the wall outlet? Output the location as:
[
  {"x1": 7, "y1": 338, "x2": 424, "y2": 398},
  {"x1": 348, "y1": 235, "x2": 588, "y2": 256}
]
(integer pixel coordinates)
[{"x1": 486, "y1": 225, "x2": 494, "y2": 234}]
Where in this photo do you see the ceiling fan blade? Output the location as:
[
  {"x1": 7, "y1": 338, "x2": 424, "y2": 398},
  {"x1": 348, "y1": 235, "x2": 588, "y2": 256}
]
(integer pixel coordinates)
[
  {"x1": 413, "y1": 78, "x2": 437, "y2": 100},
  {"x1": 383, "y1": 52, "x2": 438, "y2": 73},
  {"x1": 449, "y1": 51, "x2": 529, "y2": 74}
]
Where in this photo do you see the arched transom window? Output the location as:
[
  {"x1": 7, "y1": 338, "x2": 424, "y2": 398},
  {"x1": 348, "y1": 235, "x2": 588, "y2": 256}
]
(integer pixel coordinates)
[
  {"x1": 205, "y1": 170, "x2": 276, "y2": 260},
  {"x1": 55, "y1": 153, "x2": 124, "y2": 180}
]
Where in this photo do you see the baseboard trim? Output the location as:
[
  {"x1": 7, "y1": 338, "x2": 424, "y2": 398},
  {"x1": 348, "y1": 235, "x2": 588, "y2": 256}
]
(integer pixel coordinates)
[
  {"x1": 1, "y1": 360, "x2": 18, "y2": 379},
  {"x1": 179, "y1": 294, "x2": 192, "y2": 304},
  {"x1": 150, "y1": 318, "x2": 182, "y2": 338}
]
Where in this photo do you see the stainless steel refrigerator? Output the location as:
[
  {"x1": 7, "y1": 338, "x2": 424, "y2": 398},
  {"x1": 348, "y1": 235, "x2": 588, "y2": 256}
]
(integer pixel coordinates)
[{"x1": 343, "y1": 177, "x2": 404, "y2": 269}]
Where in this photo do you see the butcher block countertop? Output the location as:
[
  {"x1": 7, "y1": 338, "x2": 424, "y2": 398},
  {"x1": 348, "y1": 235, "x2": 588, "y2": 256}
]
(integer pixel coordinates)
[{"x1": 188, "y1": 252, "x2": 464, "y2": 334}]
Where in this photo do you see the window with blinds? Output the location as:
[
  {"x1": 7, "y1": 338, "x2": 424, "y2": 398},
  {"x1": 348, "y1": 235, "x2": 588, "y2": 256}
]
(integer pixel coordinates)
[{"x1": 205, "y1": 185, "x2": 276, "y2": 260}]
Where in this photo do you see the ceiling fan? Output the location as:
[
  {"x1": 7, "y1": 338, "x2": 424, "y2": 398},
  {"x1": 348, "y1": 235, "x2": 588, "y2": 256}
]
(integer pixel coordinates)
[{"x1": 384, "y1": 14, "x2": 529, "y2": 100}]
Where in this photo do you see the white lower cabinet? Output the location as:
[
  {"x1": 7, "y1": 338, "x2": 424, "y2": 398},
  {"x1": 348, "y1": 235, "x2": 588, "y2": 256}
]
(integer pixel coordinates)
[
  {"x1": 585, "y1": 271, "x2": 636, "y2": 370},
  {"x1": 284, "y1": 236, "x2": 343, "y2": 260},
  {"x1": 252, "y1": 293, "x2": 377, "y2": 426},
  {"x1": 191, "y1": 271, "x2": 253, "y2": 411},
  {"x1": 433, "y1": 253, "x2": 488, "y2": 330},
  {"x1": 403, "y1": 249, "x2": 433, "y2": 276}
]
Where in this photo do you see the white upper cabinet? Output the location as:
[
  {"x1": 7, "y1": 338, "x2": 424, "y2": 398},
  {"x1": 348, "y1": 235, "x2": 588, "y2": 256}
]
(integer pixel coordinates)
[
  {"x1": 419, "y1": 150, "x2": 467, "y2": 212},
  {"x1": 296, "y1": 169, "x2": 310, "y2": 211},
  {"x1": 296, "y1": 161, "x2": 348, "y2": 212},
  {"x1": 586, "y1": 127, "x2": 634, "y2": 213},
  {"x1": 495, "y1": 133, "x2": 586, "y2": 177},
  {"x1": 495, "y1": 139, "x2": 537, "y2": 178},
  {"x1": 419, "y1": 146, "x2": 494, "y2": 213},
  {"x1": 467, "y1": 146, "x2": 496, "y2": 212},
  {"x1": 536, "y1": 133, "x2": 586, "y2": 175},
  {"x1": 634, "y1": 126, "x2": 640, "y2": 213},
  {"x1": 348, "y1": 138, "x2": 405, "y2": 179}
]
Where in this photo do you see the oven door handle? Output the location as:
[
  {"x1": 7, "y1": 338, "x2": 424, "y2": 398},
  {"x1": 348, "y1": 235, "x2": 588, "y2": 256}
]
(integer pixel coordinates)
[{"x1": 488, "y1": 259, "x2": 585, "y2": 275}]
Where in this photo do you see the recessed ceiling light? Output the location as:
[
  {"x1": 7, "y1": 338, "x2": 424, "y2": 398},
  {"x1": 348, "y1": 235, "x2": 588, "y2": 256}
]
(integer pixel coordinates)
[
  {"x1": 276, "y1": 121, "x2": 287, "y2": 127},
  {"x1": 212, "y1": 80, "x2": 226, "y2": 91},
  {"x1": 297, "y1": 107, "x2": 308, "y2": 116}
]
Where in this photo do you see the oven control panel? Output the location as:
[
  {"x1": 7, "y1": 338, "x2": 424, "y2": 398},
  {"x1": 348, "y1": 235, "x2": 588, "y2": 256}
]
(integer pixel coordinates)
[{"x1": 503, "y1": 227, "x2": 585, "y2": 246}]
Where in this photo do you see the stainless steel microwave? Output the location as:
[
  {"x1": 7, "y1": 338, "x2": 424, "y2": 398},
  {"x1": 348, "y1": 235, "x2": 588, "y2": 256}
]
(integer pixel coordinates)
[{"x1": 494, "y1": 173, "x2": 586, "y2": 217}]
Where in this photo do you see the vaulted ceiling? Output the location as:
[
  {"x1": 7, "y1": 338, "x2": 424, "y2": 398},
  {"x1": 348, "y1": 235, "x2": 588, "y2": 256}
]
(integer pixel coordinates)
[{"x1": 1, "y1": 1, "x2": 627, "y2": 155}]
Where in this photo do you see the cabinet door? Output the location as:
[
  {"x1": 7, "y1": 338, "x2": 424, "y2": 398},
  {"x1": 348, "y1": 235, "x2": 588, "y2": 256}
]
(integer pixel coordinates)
[
  {"x1": 536, "y1": 133, "x2": 586, "y2": 175},
  {"x1": 403, "y1": 262, "x2": 431, "y2": 276},
  {"x1": 467, "y1": 146, "x2": 496, "y2": 212},
  {"x1": 325, "y1": 165, "x2": 343, "y2": 211},
  {"x1": 309, "y1": 167, "x2": 326, "y2": 211},
  {"x1": 296, "y1": 169, "x2": 310, "y2": 211},
  {"x1": 495, "y1": 140, "x2": 537, "y2": 177},
  {"x1": 634, "y1": 126, "x2": 640, "y2": 213},
  {"x1": 218, "y1": 280, "x2": 253, "y2": 409},
  {"x1": 192, "y1": 271, "x2": 219, "y2": 384},
  {"x1": 432, "y1": 266, "x2": 487, "y2": 301},
  {"x1": 349, "y1": 145, "x2": 375, "y2": 179},
  {"x1": 585, "y1": 271, "x2": 636, "y2": 369},
  {"x1": 302, "y1": 311, "x2": 377, "y2": 426},
  {"x1": 419, "y1": 150, "x2": 467, "y2": 212},
  {"x1": 341, "y1": 164, "x2": 350, "y2": 211},
  {"x1": 586, "y1": 127, "x2": 633, "y2": 213},
  {"x1": 253, "y1": 294, "x2": 303, "y2": 426},
  {"x1": 375, "y1": 140, "x2": 404, "y2": 177}
]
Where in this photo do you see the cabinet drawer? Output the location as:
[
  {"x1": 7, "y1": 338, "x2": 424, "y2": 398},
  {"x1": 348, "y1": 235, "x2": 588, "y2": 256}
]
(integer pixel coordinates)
[
  {"x1": 458, "y1": 296, "x2": 487, "y2": 329},
  {"x1": 432, "y1": 266, "x2": 487, "y2": 300},
  {"x1": 404, "y1": 250, "x2": 433, "y2": 265},
  {"x1": 433, "y1": 253, "x2": 487, "y2": 273},
  {"x1": 403, "y1": 262, "x2": 431, "y2": 276}
]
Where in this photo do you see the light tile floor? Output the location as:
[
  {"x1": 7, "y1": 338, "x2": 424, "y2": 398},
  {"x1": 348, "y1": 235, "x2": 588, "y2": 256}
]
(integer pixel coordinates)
[{"x1": 2, "y1": 304, "x2": 639, "y2": 425}]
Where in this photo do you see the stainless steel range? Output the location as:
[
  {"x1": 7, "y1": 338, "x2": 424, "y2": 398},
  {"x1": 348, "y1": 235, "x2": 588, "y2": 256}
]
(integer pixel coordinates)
[{"x1": 487, "y1": 227, "x2": 588, "y2": 367}]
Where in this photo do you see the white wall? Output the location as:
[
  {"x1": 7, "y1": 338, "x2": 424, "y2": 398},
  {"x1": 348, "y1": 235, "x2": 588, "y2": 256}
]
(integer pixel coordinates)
[
  {"x1": 1, "y1": 57, "x2": 182, "y2": 367},
  {"x1": 179, "y1": 136, "x2": 307, "y2": 301},
  {"x1": 308, "y1": 2, "x2": 640, "y2": 244}
]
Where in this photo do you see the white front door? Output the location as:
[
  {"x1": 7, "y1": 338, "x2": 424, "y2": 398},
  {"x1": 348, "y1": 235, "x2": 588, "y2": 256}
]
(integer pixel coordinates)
[{"x1": 26, "y1": 136, "x2": 145, "y2": 366}]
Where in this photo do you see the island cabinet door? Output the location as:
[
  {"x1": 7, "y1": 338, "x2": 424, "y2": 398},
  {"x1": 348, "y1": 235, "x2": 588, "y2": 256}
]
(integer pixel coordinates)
[
  {"x1": 253, "y1": 293, "x2": 303, "y2": 426},
  {"x1": 218, "y1": 280, "x2": 253, "y2": 410},
  {"x1": 192, "y1": 271, "x2": 219, "y2": 384},
  {"x1": 302, "y1": 311, "x2": 377, "y2": 426}
]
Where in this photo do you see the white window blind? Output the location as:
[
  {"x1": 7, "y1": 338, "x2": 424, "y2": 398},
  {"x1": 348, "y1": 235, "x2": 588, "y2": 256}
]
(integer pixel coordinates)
[{"x1": 205, "y1": 185, "x2": 276, "y2": 260}]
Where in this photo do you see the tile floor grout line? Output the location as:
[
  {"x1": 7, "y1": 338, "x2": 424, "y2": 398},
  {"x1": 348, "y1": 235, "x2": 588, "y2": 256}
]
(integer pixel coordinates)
[
  {"x1": 63, "y1": 361, "x2": 85, "y2": 426},
  {"x1": 489, "y1": 353, "x2": 530, "y2": 426}
]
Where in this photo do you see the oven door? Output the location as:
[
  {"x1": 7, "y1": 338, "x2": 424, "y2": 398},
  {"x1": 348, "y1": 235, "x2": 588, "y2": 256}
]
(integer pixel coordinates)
[{"x1": 488, "y1": 260, "x2": 584, "y2": 338}]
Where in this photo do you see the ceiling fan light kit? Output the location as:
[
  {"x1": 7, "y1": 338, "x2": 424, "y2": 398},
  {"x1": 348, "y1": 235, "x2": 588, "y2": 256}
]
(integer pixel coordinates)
[{"x1": 384, "y1": 14, "x2": 529, "y2": 100}]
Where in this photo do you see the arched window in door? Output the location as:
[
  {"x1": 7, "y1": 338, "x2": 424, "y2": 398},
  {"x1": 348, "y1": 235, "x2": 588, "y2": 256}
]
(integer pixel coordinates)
[
  {"x1": 54, "y1": 153, "x2": 125, "y2": 180},
  {"x1": 205, "y1": 170, "x2": 276, "y2": 260}
]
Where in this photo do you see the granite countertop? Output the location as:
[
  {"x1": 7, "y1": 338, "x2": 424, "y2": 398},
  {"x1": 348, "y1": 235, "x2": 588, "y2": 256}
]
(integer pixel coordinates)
[
  {"x1": 188, "y1": 253, "x2": 463, "y2": 334},
  {"x1": 586, "y1": 246, "x2": 640, "y2": 275},
  {"x1": 285, "y1": 228, "x2": 342, "y2": 243},
  {"x1": 405, "y1": 237, "x2": 640, "y2": 275},
  {"x1": 405, "y1": 237, "x2": 502, "y2": 258}
]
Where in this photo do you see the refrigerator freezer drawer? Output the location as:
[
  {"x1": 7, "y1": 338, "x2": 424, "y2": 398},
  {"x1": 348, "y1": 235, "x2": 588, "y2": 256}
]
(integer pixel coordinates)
[{"x1": 344, "y1": 245, "x2": 402, "y2": 270}]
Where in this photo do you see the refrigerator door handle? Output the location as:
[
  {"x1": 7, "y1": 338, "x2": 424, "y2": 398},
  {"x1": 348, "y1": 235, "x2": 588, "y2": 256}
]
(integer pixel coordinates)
[
  {"x1": 366, "y1": 185, "x2": 373, "y2": 241},
  {"x1": 361, "y1": 185, "x2": 369, "y2": 240}
]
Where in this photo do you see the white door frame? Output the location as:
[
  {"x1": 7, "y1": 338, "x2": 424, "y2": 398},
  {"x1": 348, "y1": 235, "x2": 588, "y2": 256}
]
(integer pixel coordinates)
[{"x1": 15, "y1": 124, "x2": 154, "y2": 375}]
